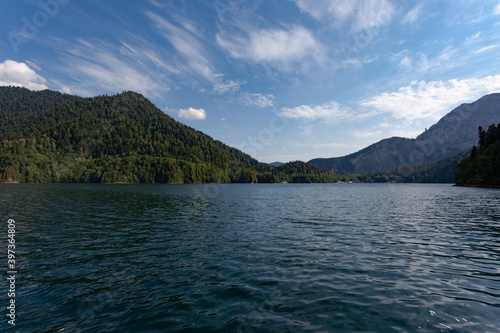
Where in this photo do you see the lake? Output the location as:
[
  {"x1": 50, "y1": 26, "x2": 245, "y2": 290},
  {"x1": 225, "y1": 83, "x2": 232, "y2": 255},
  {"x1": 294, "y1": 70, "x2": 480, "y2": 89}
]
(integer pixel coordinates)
[{"x1": 1, "y1": 183, "x2": 500, "y2": 332}]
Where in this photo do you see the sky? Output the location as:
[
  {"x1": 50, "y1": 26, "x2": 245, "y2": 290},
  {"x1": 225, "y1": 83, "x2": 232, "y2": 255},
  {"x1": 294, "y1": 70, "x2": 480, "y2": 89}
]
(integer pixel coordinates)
[{"x1": 1, "y1": 0, "x2": 500, "y2": 163}]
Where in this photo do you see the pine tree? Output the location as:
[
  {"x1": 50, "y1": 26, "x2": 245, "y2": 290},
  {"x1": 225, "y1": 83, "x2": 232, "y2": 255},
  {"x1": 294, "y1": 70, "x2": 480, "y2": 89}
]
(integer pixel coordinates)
[{"x1": 478, "y1": 126, "x2": 486, "y2": 147}]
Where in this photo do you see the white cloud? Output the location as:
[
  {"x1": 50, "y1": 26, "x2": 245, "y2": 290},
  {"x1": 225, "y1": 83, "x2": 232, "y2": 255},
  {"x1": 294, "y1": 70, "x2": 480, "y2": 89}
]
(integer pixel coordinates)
[
  {"x1": 280, "y1": 101, "x2": 373, "y2": 121},
  {"x1": 216, "y1": 25, "x2": 323, "y2": 68},
  {"x1": 0, "y1": 60, "x2": 48, "y2": 90},
  {"x1": 240, "y1": 93, "x2": 274, "y2": 107},
  {"x1": 495, "y1": 4, "x2": 500, "y2": 15},
  {"x1": 178, "y1": 107, "x2": 206, "y2": 120},
  {"x1": 401, "y1": 3, "x2": 425, "y2": 24},
  {"x1": 361, "y1": 75, "x2": 500, "y2": 121},
  {"x1": 293, "y1": 0, "x2": 395, "y2": 33}
]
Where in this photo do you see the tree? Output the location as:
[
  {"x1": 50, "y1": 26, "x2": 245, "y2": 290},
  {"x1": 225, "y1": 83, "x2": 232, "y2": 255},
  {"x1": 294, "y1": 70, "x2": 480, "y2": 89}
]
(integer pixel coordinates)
[{"x1": 478, "y1": 126, "x2": 486, "y2": 147}]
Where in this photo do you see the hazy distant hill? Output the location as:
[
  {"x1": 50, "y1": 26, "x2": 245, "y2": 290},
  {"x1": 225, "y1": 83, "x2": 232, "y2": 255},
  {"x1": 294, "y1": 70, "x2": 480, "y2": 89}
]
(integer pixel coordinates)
[{"x1": 309, "y1": 93, "x2": 500, "y2": 174}]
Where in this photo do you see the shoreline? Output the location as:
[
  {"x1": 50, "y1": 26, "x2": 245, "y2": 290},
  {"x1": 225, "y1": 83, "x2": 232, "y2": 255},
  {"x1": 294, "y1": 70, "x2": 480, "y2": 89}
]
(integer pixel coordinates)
[{"x1": 454, "y1": 183, "x2": 500, "y2": 189}]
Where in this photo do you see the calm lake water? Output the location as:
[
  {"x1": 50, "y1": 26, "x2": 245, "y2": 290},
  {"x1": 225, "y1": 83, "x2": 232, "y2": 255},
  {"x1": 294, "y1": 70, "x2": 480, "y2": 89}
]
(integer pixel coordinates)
[{"x1": 1, "y1": 183, "x2": 500, "y2": 332}]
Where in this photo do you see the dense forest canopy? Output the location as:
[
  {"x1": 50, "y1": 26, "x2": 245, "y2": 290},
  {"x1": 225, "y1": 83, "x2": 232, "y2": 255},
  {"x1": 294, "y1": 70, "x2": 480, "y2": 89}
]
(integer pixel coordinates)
[
  {"x1": 455, "y1": 123, "x2": 500, "y2": 186},
  {"x1": 0, "y1": 87, "x2": 342, "y2": 183},
  {"x1": 358, "y1": 151, "x2": 469, "y2": 183},
  {"x1": 3, "y1": 86, "x2": 486, "y2": 185}
]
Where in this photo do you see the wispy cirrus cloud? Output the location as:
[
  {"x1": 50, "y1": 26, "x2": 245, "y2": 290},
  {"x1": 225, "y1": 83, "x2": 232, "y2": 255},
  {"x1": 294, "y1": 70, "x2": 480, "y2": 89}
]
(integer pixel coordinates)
[
  {"x1": 55, "y1": 38, "x2": 170, "y2": 98},
  {"x1": 0, "y1": 60, "x2": 48, "y2": 91},
  {"x1": 240, "y1": 93, "x2": 274, "y2": 108},
  {"x1": 401, "y1": 3, "x2": 425, "y2": 24},
  {"x1": 473, "y1": 45, "x2": 499, "y2": 54},
  {"x1": 279, "y1": 101, "x2": 373, "y2": 121},
  {"x1": 293, "y1": 0, "x2": 395, "y2": 33},
  {"x1": 213, "y1": 79, "x2": 245, "y2": 94},
  {"x1": 291, "y1": 0, "x2": 395, "y2": 61},
  {"x1": 391, "y1": 45, "x2": 459, "y2": 76},
  {"x1": 216, "y1": 25, "x2": 324, "y2": 70},
  {"x1": 280, "y1": 101, "x2": 341, "y2": 120},
  {"x1": 147, "y1": 12, "x2": 244, "y2": 93}
]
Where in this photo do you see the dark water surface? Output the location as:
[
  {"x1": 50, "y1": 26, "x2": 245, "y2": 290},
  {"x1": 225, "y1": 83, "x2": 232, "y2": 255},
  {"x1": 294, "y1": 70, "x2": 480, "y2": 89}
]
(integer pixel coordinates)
[{"x1": 1, "y1": 183, "x2": 500, "y2": 332}]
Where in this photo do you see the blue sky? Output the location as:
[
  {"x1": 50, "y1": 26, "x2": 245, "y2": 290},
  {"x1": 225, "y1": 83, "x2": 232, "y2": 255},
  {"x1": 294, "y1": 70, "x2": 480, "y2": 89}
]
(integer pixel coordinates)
[{"x1": 1, "y1": 0, "x2": 500, "y2": 163}]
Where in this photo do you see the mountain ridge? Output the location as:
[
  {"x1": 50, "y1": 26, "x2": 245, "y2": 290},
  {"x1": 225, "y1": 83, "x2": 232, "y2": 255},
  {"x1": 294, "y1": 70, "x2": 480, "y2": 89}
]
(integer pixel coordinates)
[
  {"x1": 309, "y1": 93, "x2": 500, "y2": 174},
  {"x1": 0, "y1": 86, "x2": 340, "y2": 183}
]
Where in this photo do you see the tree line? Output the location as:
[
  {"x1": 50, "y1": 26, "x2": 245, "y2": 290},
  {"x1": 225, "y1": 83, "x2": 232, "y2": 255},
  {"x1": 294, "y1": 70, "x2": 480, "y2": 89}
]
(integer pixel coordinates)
[
  {"x1": 0, "y1": 87, "x2": 342, "y2": 183},
  {"x1": 455, "y1": 123, "x2": 500, "y2": 186}
]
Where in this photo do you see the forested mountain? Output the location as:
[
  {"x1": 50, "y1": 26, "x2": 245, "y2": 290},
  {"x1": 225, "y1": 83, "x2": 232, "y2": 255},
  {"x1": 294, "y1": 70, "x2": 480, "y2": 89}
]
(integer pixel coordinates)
[
  {"x1": 309, "y1": 93, "x2": 500, "y2": 175},
  {"x1": 0, "y1": 87, "x2": 337, "y2": 183},
  {"x1": 275, "y1": 161, "x2": 344, "y2": 183},
  {"x1": 358, "y1": 150, "x2": 469, "y2": 183},
  {"x1": 455, "y1": 124, "x2": 500, "y2": 186},
  {"x1": 0, "y1": 87, "x2": 79, "y2": 137}
]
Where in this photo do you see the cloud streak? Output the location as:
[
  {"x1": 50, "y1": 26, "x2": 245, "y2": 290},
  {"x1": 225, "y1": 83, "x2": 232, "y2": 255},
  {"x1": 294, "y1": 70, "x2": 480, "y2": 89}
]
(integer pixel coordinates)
[
  {"x1": 401, "y1": 3, "x2": 425, "y2": 24},
  {"x1": 280, "y1": 101, "x2": 373, "y2": 121},
  {"x1": 293, "y1": 0, "x2": 395, "y2": 33},
  {"x1": 147, "y1": 12, "x2": 243, "y2": 93},
  {"x1": 57, "y1": 38, "x2": 170, "y2": 98}
]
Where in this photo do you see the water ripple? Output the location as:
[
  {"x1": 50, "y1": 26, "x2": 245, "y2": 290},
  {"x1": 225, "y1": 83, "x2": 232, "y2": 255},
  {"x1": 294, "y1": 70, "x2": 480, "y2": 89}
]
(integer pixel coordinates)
[{"x1": 1, "y1": 183, "x2": 500, "y2": 332}]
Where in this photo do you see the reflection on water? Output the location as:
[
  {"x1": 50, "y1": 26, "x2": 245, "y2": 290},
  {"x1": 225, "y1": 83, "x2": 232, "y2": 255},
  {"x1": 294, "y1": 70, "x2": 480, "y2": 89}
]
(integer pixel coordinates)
[{"x1": 1, "y1": 183, "x2": 499, "y2": 332}]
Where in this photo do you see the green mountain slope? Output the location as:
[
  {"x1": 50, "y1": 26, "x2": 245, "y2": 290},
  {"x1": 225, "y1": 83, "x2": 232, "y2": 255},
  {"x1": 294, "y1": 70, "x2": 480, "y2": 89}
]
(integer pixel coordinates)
[
  {"x1": 275, "y1": 161, "x2": 341, "y2": 183},
  {"x1": 0, "y1": 87, "x2": 339, "y2": 183},
  {"x1": 0, "y1": 88, "x2": 269, "y2": 183},
  {"x1": 0, "y1": 87, "x2": 80, "y2": 138}
]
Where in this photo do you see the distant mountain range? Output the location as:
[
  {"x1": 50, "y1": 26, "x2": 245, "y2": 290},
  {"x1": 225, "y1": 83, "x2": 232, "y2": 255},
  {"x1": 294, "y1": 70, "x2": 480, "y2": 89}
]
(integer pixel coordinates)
[
  {"x1": 309, "y1": 93, "x2": 500, "y2": 175},
  {"x1": 2, "y1": 86, "x2": 497, "y2": 183}
]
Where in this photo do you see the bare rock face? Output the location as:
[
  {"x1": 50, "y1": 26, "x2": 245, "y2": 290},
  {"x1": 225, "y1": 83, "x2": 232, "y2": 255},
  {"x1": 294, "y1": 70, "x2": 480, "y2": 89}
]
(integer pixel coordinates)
[{"x1": 309, "y1": 93, "x2": 500, "y2": 175}]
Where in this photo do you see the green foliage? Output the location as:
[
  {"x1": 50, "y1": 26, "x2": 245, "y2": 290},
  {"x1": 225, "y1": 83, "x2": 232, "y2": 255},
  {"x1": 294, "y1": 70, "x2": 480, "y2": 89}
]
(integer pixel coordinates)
[
  {"x1": 272, "y1": 161, "x2": 340, "y2": 183},
  {"x1": 358, "y1": 151, "x2": 469, "y2": 183},
  {"x1": 0, "y1": 87, "x2": 340, "y2": 184},
  {"x1": 455, "y1": 123, "x2": 500, "y2": 186}
]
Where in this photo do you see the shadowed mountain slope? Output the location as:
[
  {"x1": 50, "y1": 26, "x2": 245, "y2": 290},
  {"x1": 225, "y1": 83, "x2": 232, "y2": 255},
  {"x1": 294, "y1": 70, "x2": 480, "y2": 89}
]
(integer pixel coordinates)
[{"x1": 309, "y1": 93, "x2": 500, "y2": 174}]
